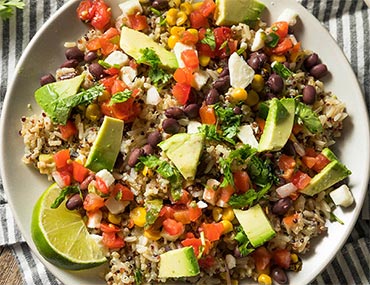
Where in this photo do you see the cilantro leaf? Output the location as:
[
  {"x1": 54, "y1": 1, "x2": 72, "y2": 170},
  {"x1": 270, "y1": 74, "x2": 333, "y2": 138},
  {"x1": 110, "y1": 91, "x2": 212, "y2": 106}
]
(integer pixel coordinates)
[
  {"x1": 145, "y1": 199, "x2": 163, "y2": 226},
  {"x1": 110, "y1": 89, "x2": 132, "y2": 104},
  {"x1": 134, "y1": 269, "x2": 143, "y2": 285},
  {"x1": 234, "y1": 226, "x2": 255, "y2": 256},
  {"x1": 199, "y1": 124, "x2": 222, "y2": 142},
  {"x1": 295, "y1": 101, "x2": 323, "y2": 134},
  {"x1": 265, "y1": 32, "x2": 280, "y2": 48},
  {"x1": 271, "y1": 61, "x2": 294, "y2": 79},
  {"x1": 247, "y1": 156, "x2": 278, "y2": 187},
  {"x1": 0, "y1": 0, "x2": 25, "y2": 20},
  {"x1": 51, "y1": 185, "x2": 80, "y2": 209},
  {"x1": 201, "y1": 29, "x2": 216, "y2": 50},
  {"x1": 214, "y1": 104, "x2": 243, "y2": 145},
  {"x1": 228, "y1": 183, "x2": 271, "y2": 209}
]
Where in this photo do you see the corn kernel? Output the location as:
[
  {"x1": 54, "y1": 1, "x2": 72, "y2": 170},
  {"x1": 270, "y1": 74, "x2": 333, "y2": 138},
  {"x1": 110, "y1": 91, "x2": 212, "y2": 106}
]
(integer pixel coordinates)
[
  {"x1": 142, "y1": 165, "x2": 153, "y2": 177},
  {"x1": 222, "y1": 207, "x2": 235, "y2": 221},
  {"x1": 176, "y1": 11, "x2": 188, "y2": 26},
  {"x1": 257, "y1": 274, "x2": 272, "y2": 285},
  {"x1": 108, "y1": 213, "x2": 122, "y2": 225},
  {"x1": 168, "y1": 34, "x2": 180, "y2": 49},
  {"x1": 251, "y1": 74, "x2": 265, "y2": 92},
  {"x1": 192, "y1": 2, "x2": 203, "y2": 10},
  {"x1": 246, "y1": 89, "x2": 260, "y2": 106},
  {"x1": 180, "y1": 2, "x2": 193, "y2": 15},
  {"x1": 98, "y1": 90, "x2": 111, "y2": 102},
  {"x1": 166, "y1": 8, "x2": 178, "y2": 26},
  {"x1": 221, "y1": 220, "x2": 233, "y2": 234},
  {"x1": 217, "y1": 67, "x2": 223, "y2": 73},
  {"x1": 290, "y1": 50, "x2": 305, "y2": 63},
  {"x1": 291, "y1": 253, "x2": 299, "y2": 263},
  {"x1": 270, "y1": 54, "x2": 286, "y2": 63},
  {"x1": 199, "y1": 55, "x2": 211, "y2": 67},
  {"x1": 170, "y1": 26, "x2": 185, "y2": 36},
  {"x1": 212, "y1": 207, "x2": 223, "y2": 222},
  {"x1": 144, "y1": 228, "x2": 161, "y2": 241},
  {"x1": 186, "y1": 28, "x2": 198, "y2": 37},
  {"x1": 231, "y1": 87, "x2": 248, "y2": 101},
  {"x1": 130, "y1": 207, "x2": 146, "y2": 227}
]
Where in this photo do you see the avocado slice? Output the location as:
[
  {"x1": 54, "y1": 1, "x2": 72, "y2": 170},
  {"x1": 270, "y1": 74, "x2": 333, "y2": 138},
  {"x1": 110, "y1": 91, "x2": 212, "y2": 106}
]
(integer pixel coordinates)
[
  {"x1": 35, "y1": 74, "x2": 85, "y2": 124},
  {"x1": 215, "y1": 0, "x2": 266, "y2": 26},
  {"x1": 85, "y1": 116, "x2": 124, "y2": 172},
  {"x1": 258, "y1": 98, "x2": 296, "y2": 152},
  {"x1": 300, "y1": 157, "x2": 351, "y2": 197},
  {"x1": 234, "y1": 204, "x2": 276, "y2": 248},
  {"x1": 120, "y1": 26, "x2": 178, "y2": 70},
  {"x1": 158, "y1": 133, "x2": 204, "y2": 181},
  {"x1": 158, "y1": 247, "x2": 200, "y2": 278},
  {"x1": 321, "y1": 147, "x2": 339, "y2": 161}
]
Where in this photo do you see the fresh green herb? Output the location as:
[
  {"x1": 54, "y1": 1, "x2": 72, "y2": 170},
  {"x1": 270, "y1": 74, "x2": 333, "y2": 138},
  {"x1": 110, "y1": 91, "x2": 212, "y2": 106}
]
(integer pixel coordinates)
[
  {"x1": 295, "y1": 101, "x2": 323, "y2": 133},
  {"x1": 234, "y1": 226, "x2": 255, "y2": 256},
  {"x1": 51, "y1": 186, "x2": 80, "y2": 209},
  {"x1": 330, "y1": 212, "x2": 344, "y2": 225},
  {"x1": 199, "y1": 124, "x2": 222, "y2": 142},
  {"x1": 219, "y1": 40, "x2": 228, "y2": 50},
  {"x1": 97, "y1": 60, "x2": 121, "y2": 69},
  {"x1": 237, "y1": 46, "x2": 247, "y2": 55},
  {"x1": 110, "y1": 89, "x2": 132, "y2": 104},
  {"x1": 271, "y1": 61, "x2": 294, "y2": 79},
  {"x1": 0, "y1": 0, "x2": 24, "y2": 20},
  {"x1": 145, "y1": 199, "x2": 163, "y2": 226},
  {"x1": 228, "y1": 183, "x2": 271, "y2": 209},
  {"x1": 214, "y1": 104, "x2": 243, "y2": 145},
  {"x1": 137, "y1": 48, "x2": 172, "y2": 85},
  {"x1": 150, "y1": 7, "x2": 161, "y2": 16},
  {"x1": 265, "y1": 32, "x2": 280, "y2": 48},
  {"x1": 247, "y1": 156, "x2": 278, "y2": 187},
  {"x1": 201, "y1": 29, "x2": 216, "y2": 50},
  {"x1": 134, "y1": 269, "x2": 143, "y2": 285}
]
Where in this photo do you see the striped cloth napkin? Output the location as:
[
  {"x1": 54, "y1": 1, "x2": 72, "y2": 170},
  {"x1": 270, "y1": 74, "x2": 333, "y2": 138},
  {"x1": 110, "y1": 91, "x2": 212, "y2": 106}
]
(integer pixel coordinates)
[{"x1": 0, "y1": 0, "x2": 368, "y2": 284}]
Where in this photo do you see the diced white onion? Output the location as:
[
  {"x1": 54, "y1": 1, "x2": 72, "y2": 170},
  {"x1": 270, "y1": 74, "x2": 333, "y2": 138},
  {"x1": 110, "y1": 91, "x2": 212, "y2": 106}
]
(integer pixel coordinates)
[
  {"x1": 276, "y1": 182, "x2": 298, "y2": 198},
  {"x1": 105, "y1": 197, "x2": 130, "y2": 214},
  {"x1": 87, "y1": 210, "x2": 102, "y2": 228},
  {"x1": 96, "y1": 169, "x2": 115, "y2": 187},
  {"x1": 237, "y1": 124, "x2": 259, "y2": 148},
  {"x1": 187, "y1": 120, "x2": 202, "y2": 134},
  {"x1": 329, "y1": 185, "x2": 354, "y2": 207},
  {"x1": 146, "y1": 86, "x2": 161, "y2": 105},
  {"x1": 197, "y1": 200, "x2": 208, "y2": 209}
]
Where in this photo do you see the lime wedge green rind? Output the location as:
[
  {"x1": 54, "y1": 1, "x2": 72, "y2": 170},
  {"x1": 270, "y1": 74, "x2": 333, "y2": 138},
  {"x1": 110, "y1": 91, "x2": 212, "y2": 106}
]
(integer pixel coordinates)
[{"x1": 31, "y1": 184, "x2": 107, "y2": 270}]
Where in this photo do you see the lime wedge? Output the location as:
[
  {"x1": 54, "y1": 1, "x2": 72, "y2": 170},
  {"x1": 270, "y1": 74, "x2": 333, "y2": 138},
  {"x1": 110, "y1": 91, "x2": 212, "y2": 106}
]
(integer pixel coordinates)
[{"x1": 31, "y1": 183, "x2": 107, "y2": 270}]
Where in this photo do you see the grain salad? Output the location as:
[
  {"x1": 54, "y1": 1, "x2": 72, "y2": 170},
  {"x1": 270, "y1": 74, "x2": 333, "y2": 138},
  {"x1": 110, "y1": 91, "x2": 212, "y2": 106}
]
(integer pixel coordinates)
[{"x1": 21, "y1": 0, "x2": 353, "y2": 284}]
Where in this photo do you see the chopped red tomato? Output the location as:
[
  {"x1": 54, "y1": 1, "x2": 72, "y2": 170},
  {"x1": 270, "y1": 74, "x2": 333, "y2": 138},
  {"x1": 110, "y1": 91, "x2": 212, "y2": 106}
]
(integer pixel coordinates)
[
  {"x1": 54, "y1": 170, "x2": 72, "y2": 187},
  {"x1": 111, "y1": 79, "x2": 127, "y2": 94},
  {"x1": 100, "y1": 75, "x2": 118, "y2": 94},
  {"x1": 180, "y1": 30, "x2": 199, "y2": 45},
  {"x1": 233, "y1": 170, "x2": 251, "y2": 193},
  {"x1": 162, "y1": 218, "x2": 185, "y2": 236},
  {"x1": 173, "y1": 67, "x2": 194, "y2": 85},
  {"x1": 218, "y1": 184, "x2": 235, "y2": 204},
  {"x1": 53, "y1": 149, "x2": 70, "y2": 170},
  {"x1": 181, "y1": 237, "x2": 211, "y2": 256},
  {"x1": 104, "y1": 67, "x2": 120, "y2": 76},
  {"x1": 201, "y1": 222, "x2": 224, "y2": 242},
  {"x1": 83, "y1": 193, "x2": 105, "y2": 211},
  {"x1": 72, "y1": 161, "x2": 89, "y2": 183},
  {"x1": 198, "y1": 0, "x2": 216, "y2": 17},
  {"x1": 111, "y1": 183, "x2": 134, "y2": 201},
  {"x1": 272, "y1": 248, "x2": 291, "y2": 269},
  {"x1": 101, "y1": 98, "x2": 140, "y2": 122},
  {"x1": 188, "y1": 204, "x2": 202, "y2": 222},
  {"x1": 102, "y1": 27, "x2": 120, "y2": 39},
  {"x1": 95, "y1": 176, "x2": 110, "y2": 194},
  {"x1": 278, "y1": 154, "x2": 296, "y2": 180},
  {"x1": 173, "y1": 207, "x2": 191, "y2": 224},
  {"x1": 77, "y1": 0, "x2": 111, "y2": 30},
  {"x1": 100, "y1": 223, "x2": 121, "y2": 233},
  {"x1": 302, "y1": 155, "x2": 317, "y2": 169},
  {"x1": 189, "y1": 10, "x2": 208, "y2": 29},
  {"x1": 312, "y1": 154, "x2": 330, "y2": 173},
  {"x1": 159, "y1": 206, "x2": 175, "y2": 219},
  {"x1": 172, "y1": 82, "x2": 191, "y2": 105},
  {"x1": 291, "y1": 170, "x2": 311, "y2": 190},
  {"x1": 102, "y1": 232, "x2": 125, "y2": 248},
  {"x1": 181, "y1": 49, "x2": 199, "y2": 71},
  {"x1": 128, "y1": 14, "x2": 148, "y2": 31},
  {"x1": 252, "y1": 246, "x2": 272, "y2": 273},
  {"x1": 270, "y1": 21, "x2": 289, "y2": 41},
  {"x1": 59, "y1": 120, "x2": 77, "y2": 140},
  {"x1": 272, "y1": 37, "x2": 293, "y2": 55},
  {"x1": 213, "y1": 27, "x2": 237, "y2": 58},
  {"x1": 199, "y1": 104, "x2": 216, "y2": 124}
]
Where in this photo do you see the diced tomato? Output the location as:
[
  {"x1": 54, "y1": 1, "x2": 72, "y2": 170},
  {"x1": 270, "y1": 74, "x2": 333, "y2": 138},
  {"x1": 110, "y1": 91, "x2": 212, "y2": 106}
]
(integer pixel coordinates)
[
  {"x1": 112, "y1": 183, "x2": 134, "y2": 201},
  {"x1": 102, "y1": 27, "x2": 120, "y2": 39},
  {"x1": 111, "y1": 79, "x2": 127, "y2": 94},
  {"x1": 270, "y1": 21, "x2": 289, "y2": 41},
  {"x1": 312, "y1": 154, "x2": 330, "y2": 173},
  {"x1": 100, "y1": 222, "x2": 120, "y2": 233},
  {"x1": 272, "y1": 248, "x2": 291, "y2": 269},
  {"x1": 272, "y1": 37, "x2": 293, "y2": 55},
  {"x1": 199, "y1": 104, "x2": 216, "y2": 124},
  {"x1": 302, "y1": 155, "x2": 317, "y2": 169},
  {"x1": 291, "y1": 170, "x2": 311, "y2": 190},
  {"x1": 201, "y1": 222, "x2": 224, "y2": 242},
  {"x1": 217, "y1": 184, "x2": 234, "y2": 204},
  {"x1": 59, "y1": 120, "x2": 77, "y2": 140},
  {"x1": 173, "y1": 207, "x2": 191, "y2": 224},
  {"x1": 188, "y1": 204, "x2": 202, "y2": 222},
  {"x1": 128, "y1": 14, "x2": 148, "y2": 31},
  {"x1": 172, "y1": 82, "x2": 191, "y2": 105},
  {"x1": 101, "y1": 98, "x2": 140, "y2": 122},
  {"x1": 233, "y1": 171, "x2": 251, "y2": 193},
  {"x1": 104, "y1": 67, "x2": 120, "y2": 76},
  {"x1": 252, "y1": 246, "x2": 272, "y2": 273},
  {"x1": 101, "y1": 75, "x2": 118, "y2": 94},
  {"x1": 181, "y1": 49, "x2": 199, "y2": 71},
  {"x1": 72, "y1": 161, "x2": 89, "y2": 183},
  {"x1": 54, "y1": 170, "x2": 72, "y2": 187},
  {"x1": 95, "y1": 176, "x2": 110, "y2": 194},
  {"x1": 86, "y1": 38, "x2": 102, "y2": 51},
  {"x1": 180, "y1": 30, "x2": 199, "y2": 45},
  {"x1": 198, "y1": 0, "x2": 216, "y2": 17},
  {"x1": 189, "y1": 10, "x2": 208, "y2": 29},
  {"x1": 100, "y1": 38, "x2": 117, "y2": 56},
  {"x1": 305, "y1": 147, "x2": 318, "y2": 157},
  {"x1": 76, "y1": 0, "x2": 95, "y2": 22},
  {"x1": 83, "y1": 193, "x2": 105, "y2": 211},
  {"x1": 278, "y1": 154, "x2": 296, "y2": 171},
  {"x1": 159, "y1": 206, "x2": 175, "y2": 219},
  {"x1": 198, "y1": 255, "x2": 215, "y2": 269},
  {"x1": 102, "y1": 232, "x2": 125, "y2": 249},
  {"x1": 162, "y1": 218, "x2": 185, "y2": 236},
  {"x1": 53, "y1": 149, "x2": 70, "y2": 170},
  {"x1": 282, "y1": 213, "x2": 299, "y2": 230},
  {"x1": 77, "y1": 0, "x2": 111, "y2": 30},
  {"x1": 213, "y1": 27, "x2": 236, "y2": 58},
  {"x1": 181, "y1": 238, "x2": 202, "y2": 256},
  {"x1": 173, "y1": 67, "x2": 194, "y2": 85},
  {"x1": 256, "y1": 117, "x2": 265, "y2": 132}
]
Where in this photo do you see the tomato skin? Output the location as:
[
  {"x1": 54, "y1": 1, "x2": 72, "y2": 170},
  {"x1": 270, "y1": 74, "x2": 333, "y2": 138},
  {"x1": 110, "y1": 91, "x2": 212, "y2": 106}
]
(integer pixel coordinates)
[
  {"x1": 95, "y1": 176, "x2": 110, "y2": 194},
  {"x1": 172, "y1": 82, "x2": 191, "y2": 105},
  {"x1": 181, "y1": 238, "x2": 202, "y2": 256},
  {"x1": 201, "y1": 222, "x2": 224, "y2": 242},
  {"x1": 111, "y1": 184, "x2": 134, "y2": 201},
  {"x1": 72, "y1": 161, "x2": 89, "y2": 183},
  {"x1": 213, "y1": 27, "x2": 236, "y2": 58},
  {"x1": 83, "y1": 193, "x2": 105, "y2": 212},
  {"x1": 271, "y1": 21, "x2": 289, "y2": 41},
  {"x1": 291, "y1": 170, "x2": 311, "y2": 190},
  {"x1": 272, "y1": 248, "x2": 291, "y2": 269},
  {"x1": 272, "y1": 37, "x2": 293, "y2": 55},
  {"x1": 100, "y1": 223, "x2": 120, "y2": 233},
  {"x1": 252, "y1": 246, "x2": 272, "y2": 273},
  {"x1": 198, "y1": 0, "x2": 216, "y2": 17},
  {"x1": 54, "y1": 149, "x2": 71, "y2": 170},
  {"x1": 199, "y1": 104, "x2": 216, "y2": 124},
  {"x1": 312, "y1": 154, "x2": 330, "y2": 173},
  {"x1": 188, "y1": 205, "x2": 202, "y2": 222},
  {"x1": 180, "y1": 31, "x2": 199, "y2": 45},
  {"x1": 77, "y1": 0, "x2": 95, "y2": 22},
  {"x1": 128, "y1": 14, "x2": 148, "y2": 31},
  {"x1": 181, "y1": 49, "x2": 199, "y2": 71},
  {"x1": 173, "y1": 67, "x2": 194, "y2": 85},
  {"x1": 162, "y1": 218, "x2": 185, "y2": 236},
  {"x1": 159, "y1": 206, "x2": 175, "y2": 219},
  {"x1": 102, "y1": 232, "x2": 125, "y2": 249},
  {"x1": 173, "y1": 207, "x2": 191, "y2": 224},
  {"x1": 233, "y1": 170, "x2": 251, "y2": 193},
  {"x1": 190, "y1": 10, "x2": 208, "y2": 29},
  {"x1": 77, "y1": 0, "x2": 111, "y2": 30},
  {"x1": 59, "y1": 120, "x2": 77, "y2": 140}
]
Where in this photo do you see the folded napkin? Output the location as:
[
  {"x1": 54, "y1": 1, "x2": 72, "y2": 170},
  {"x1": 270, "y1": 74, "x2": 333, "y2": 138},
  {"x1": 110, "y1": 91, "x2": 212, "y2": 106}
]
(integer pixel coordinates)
[{"x1": 0, "y1": 0, "x2": 368, "y2": 284}]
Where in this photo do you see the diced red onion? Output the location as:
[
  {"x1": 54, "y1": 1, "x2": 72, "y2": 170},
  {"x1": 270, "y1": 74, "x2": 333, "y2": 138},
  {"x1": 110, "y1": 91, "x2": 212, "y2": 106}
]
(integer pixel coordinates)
[
  {"x1": 293, "y1": 142, "x2": 306, "y2": 157},
  {"x1": 276, "y1": 182, "x2": 298, "y2": 198}
]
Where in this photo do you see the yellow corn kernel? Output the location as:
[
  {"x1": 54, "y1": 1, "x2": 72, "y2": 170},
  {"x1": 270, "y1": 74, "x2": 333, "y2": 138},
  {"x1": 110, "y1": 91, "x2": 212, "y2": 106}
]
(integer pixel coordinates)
[
  {"x1": 108, "y1": 213, "x2": 122, "y2": 225},
  {"x1": 222, "y1": 207, "x2": 235, "y2": 221},
  {"x1": 130, "y1": 207, "x2": 147, "y2": 227},
  {"x1": 176, "y1": 11, "x2": 188, "y2": 26},
  {"x1": 180, "y1": 2, "x2": 193, "y2": 15},
  {"x1": 257, "y1": 274, "x2": 272, "y2": 285},
  {"x1": 170, "y1": 26, "x2": 185, "y2": 36},
  {"x1": 246, "y1": 89, "x2": 260, "y2": 106},
  {"x1": 166, "y1": 8, "x2": 178, "y2": 26},
  {"x1": 270, "y1": 54, "x2": 286, "y2": 63},
  {"x1": 168, "y1": 34, "x2": 180, "y2": 49},
  {"x1": 217, "y1": 67, "x2": 223, "y2": 73},
  {"x1": 199, "y1": 55, "x2": 211, "y2": 67},
  {"x1": 186, "y1": 28, "x2": 198, "y2": 37},
  {"x1": 290, "y1": 50, "x2": 304, "y2": 63},
  {"x1": 231, "y1": 87, "x2": 248, "y2": 101},
  {"x1": 144, "y1": 228, "x2": 161, "y2": 241},
  {"x1": 251, "y1": 74, "x2": 265, "y2": 92},
  {"x1": 142, "y1": 165, "x2": 153, "y2": 177},
  {"x1": 212, "y1": 207, "x2": 223, "y2": 222},
  {"x1": 221, "y1": 220, "x2": 233, "y2": 234},
  {"x1": 192, "y1": 2, "x2": 203, "y2": 10},
  {"x1": 98, "y1": 90, "x2": 111, "y2": 102},
  {"x1": 291, "y1": 253, "x2": 299, "y2": 263}
]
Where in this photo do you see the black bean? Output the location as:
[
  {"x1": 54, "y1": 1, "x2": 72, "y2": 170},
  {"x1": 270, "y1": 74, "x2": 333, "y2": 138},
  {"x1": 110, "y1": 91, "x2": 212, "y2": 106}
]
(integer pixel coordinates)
[
  {"x1": 60, "y1": 59, "x2": 79, "y2": 68},
  {"x1": 127, "y1": 147, "x2": 144, "y2": 167},
  {"x1": 205, "y1": 88, "x2": 220, "y2": 105},
  {"x1": 162, "y1": 118, "x2": 180, "y2": 134},
  {"x1": 272, "y1": 197, "x2": 293, "y2": 216},
  {"x1": 152, "y1": 0, "x2": 168, "y2": 10},
  {"x1": 304, "y1": 53, "x2": 319, "y2": 70},
  {"x1": 66, "y1": 194, "x2": 83, "y2": 210},
  {"x1": 89, "y1": 62, "x2": 105, "y2": 80},
  {"x1": 84, "y1": 51, "x2": 98, "y2": 63},
  {"x1": 302, "y1": 85, "x2": 316, "y2": 105},
  {"x1": 65, "y1": 47, "x2": 84, "y2": 62},
  {"x1": 267, "y1": 74, "x2": 284, "y2": 93},
  {"x1": 271, "y1": 266, "x2": 289, "y2": 284},
  {"x1": 184, "y1": 104, "x2": 200, "y2": 119},
  {"x1": 282, "y1": 140, "x2": 296, "y2": 156},
  {"x1": 212, "y1": 75, "x2": 230, "y2": 93},
  {"x1": 39, "y1": 73, "x2": 56, "y2": 86},
  {"x1": 247, "y1": 52, "x2": 267, "y2": 71},
  {"x1": 165, "y1": 107, "x2": 186, "y2": 119},
  {"x1": 219, "y1": 66, "x2": 229, "y2": 77},
  {"x1": 309, "y1": 63, "x2": 328, "y2": 79},
  {"x1": 142, "y1": 144, "x2": 154, "y2": 155},
  {"x1": 147, "y1": 130, "x2": 162, "y2": 147},
  {"x1": 233, "y1": 106, "x2": 242, "y2": 115}
]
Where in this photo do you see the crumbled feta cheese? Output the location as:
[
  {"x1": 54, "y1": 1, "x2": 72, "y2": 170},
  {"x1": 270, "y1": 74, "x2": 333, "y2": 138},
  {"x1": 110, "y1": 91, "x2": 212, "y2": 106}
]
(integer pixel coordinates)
[
  {"x1": 96, "y1": 169, "x2": 115, "y2": 187},
  {"x1": 192, "y1": 70, "x2": 209, "y2": 90},
  {"x1": 229, "y1": 52, "x2": 254, "y2": 88},
  {"x1": 146, "y1": 86, "x2": 161, "y2": 105},
  {"x1": 277, "y1": 8, "x2": 299, "y2": 26},
  {"x1": 187, "y1": 120, "x2": 202, "y2": 134},
  {"x1": 173, "y1": 42, "x2": 196, "y2": 68},
  {"x1": 119, "y1": 0, "x2": 142, "y2": 16},
  {"x1": 120, "y1": 66, "x2": 137, "y2": 87},
  {"x1": 105, "y1": 197, "x2": 130, "y2": 214},
  {"x1": 104, "y1": 51, "x2": 129, "y2": 67},
  {"x1": 251, "y1": 29, "x2": 265, "y2": 52},
  {"x1": 237, "y1": 124, "x2": 259, "y2": 148},
  {"x1": 330, "y1": 185, "x2": 354, "y2": 207}
]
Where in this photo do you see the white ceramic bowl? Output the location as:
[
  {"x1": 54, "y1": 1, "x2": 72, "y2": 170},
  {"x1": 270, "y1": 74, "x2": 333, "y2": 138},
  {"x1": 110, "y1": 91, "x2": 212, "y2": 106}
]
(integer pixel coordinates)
[{"x1": 0, "y1": 1, "x2": 369, "y2": 284}]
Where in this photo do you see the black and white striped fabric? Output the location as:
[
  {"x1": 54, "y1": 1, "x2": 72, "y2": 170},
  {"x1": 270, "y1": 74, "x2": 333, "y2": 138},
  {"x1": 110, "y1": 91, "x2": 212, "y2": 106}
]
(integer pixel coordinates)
[{"x1": 0, "y1": 1, "x2": 369, "y2": 284}]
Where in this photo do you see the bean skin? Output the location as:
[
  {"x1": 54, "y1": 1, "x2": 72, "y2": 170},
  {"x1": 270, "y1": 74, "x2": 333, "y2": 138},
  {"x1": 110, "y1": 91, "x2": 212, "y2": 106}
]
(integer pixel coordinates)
[
  {"x1": 309, "y1": 63, "x2": 328, "y2": 79},
  {"x1": 142, "y1": 144, "x2": 154, "y2": 155},
  {"x1": 152, "y1": 0, "x2": 168, "y2": 10},
  {"x1": 80, "y1": 174, "x2": 95, "y2": 190},
  {"x1": 66, "y1": 194, "x2": 83, "y2": 210},
  {"x1": 165, "y1": 107, "x2": 186, "y2": 119},
  {"x1": 184, "y1": 104, "x2": 200, "y2": 119},
  {"x1": 304, "y1": 53, "x2": 319, "y2": 70},
  {"x1": 60, "y1": 59, "x2": 79, "y2": 68},
  {"x1": 272, "y1": 197, "x2": 293, "y2": 215},
  {"x1": 219, "y1": 66, "x2": 229, "y2": 77},
  {"x1": 84, "y1": 51, "x2": 98, "y2": 63},
  {"x1": 162, "y1": 118, "x2": 180, "y2": 134},
  {"x1": 271, "y1": 266, "x2": 289, "y2": 284},
  {"x1": 147, "y1": 130, "x2": 162, "y2": 147},
  {"x1": 212, "y1": 75, "x2": 230, "y2": 93},
  {"x1": 205, "y1": 88, "x2": 220, "y2": 105},
  {"x1": 267, "y1": 74, "x2": 284, "y2": 94},
  {"x1": 233, "y1": 106, "x2": 242, "y2": 115},
  {"x1": 302, "y1": 85, "x2": 316, "y2": 105},
  {"x1": 89, "y1": 62, "x2": 105, "y2": 80},
  {"x1": 65, "y1": 47, "x2": 84, "y2": 62},
  {"x1": 39, "y1": 73, "x2": 56, "y2": 86},
  {"x1": 127, "y1": 148, "x2": 144, "y2": 167},
  {"x1": 247, "y1": 52, "x2": 267, "y2": 71}
]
